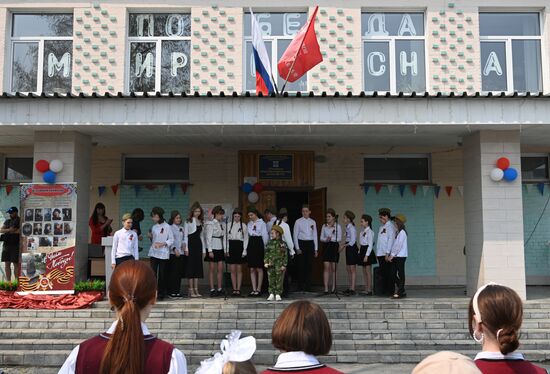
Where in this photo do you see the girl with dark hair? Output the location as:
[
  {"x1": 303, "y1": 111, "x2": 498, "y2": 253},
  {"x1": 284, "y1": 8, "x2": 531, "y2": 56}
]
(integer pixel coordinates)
[
  {"x1": 340, "y1": 211, "x2": 357, "y2": 296},
  {"x1": 205, "y1": 206, "x2": 226, "y2": 297},
  {"x1": 184, "y1": 202, "x2": 206, "y2": 298},
  {"x1": 247, "y1": 207, "x2": 268, "y2": 297},
  {"x1": 59, "y1": 260, "x2": 187, "y2": 374},
  {"x1": 358, "y1": 214, "x2": 376, "y2": 296},
  {"x1": 320, "y1": 208, "x2": 342, "y2": 295},
  {"x1": 148, "y1": 207, "x2": 174, "y2": 300},
  {"x1": 226, "y1": 208, "x2": 248, "y2": 297},
  {"x1": 470, "y1": 283, "x2": 548, "y2": 374},
  {"x1": 131, "y1": 208, "x2": 145, "y2": 240},
  {"x1": 89, "y1": 203, "x2": 113, "y2": 245},
  {"x1": 168, "y1": 211, "x2": 186, "y2": 298},
  {"x1": 388, "y1": 214, "x2": 407, "y2": 299}
]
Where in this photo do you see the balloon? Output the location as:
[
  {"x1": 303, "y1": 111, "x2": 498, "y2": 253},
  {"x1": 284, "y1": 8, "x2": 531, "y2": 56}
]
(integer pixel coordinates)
[
  {"x1": 496, "y1": 157, "x2": 510, "y2": 171},
  {"x1": 49, "y1": 159, "x2": 64, "y2": 173},
  {"x1": 503, "y1": 167, "x2": 518, "y2": 182},
  {"x1": 43, "y1": 171, "x2": 56, "y2": 184},
  {"x1": 243, "y1": 183, "x2": 253, "y2": 193},
  {"x1": 490, "y1": 168, "x2": 504, "y2": 182},
  {"x1": 35, "y1": 160, "x2": 50, "y2": 173},
  {"x1": 247, "y1": 191, "x2": 259, "y2": 203},
  {"x1": 253, "y1": 183, "x2": 264, "y2": 193}
]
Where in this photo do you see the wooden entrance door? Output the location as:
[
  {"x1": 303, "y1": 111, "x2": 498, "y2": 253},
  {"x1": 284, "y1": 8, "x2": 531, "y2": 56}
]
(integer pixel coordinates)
[{"x1": 308, "y1": 188, "x2": 327, "y2": 285}]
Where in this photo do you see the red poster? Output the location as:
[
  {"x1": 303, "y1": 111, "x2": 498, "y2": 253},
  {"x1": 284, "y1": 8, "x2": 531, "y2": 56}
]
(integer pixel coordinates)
[{"x1": 18, "y1": 246, "x2": 75, "y2": 293}]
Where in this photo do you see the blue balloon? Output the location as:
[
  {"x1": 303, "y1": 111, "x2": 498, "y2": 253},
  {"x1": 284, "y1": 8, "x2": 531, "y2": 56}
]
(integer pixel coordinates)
[
  {"x1": 243, "y1": 183, "x2": 253, "y2": 193},
  {"x1": 503, "y1": 168, "x2": 518, "y2": 182},
  {"x1": 43, "y1": 171, "x2": 56, "y2": 184}
]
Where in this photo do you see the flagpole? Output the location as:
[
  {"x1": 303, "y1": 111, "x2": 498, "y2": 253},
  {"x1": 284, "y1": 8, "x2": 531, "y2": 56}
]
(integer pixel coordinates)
[{"x1": 279, "y1": 6, "x2": 319, "y2": 95}]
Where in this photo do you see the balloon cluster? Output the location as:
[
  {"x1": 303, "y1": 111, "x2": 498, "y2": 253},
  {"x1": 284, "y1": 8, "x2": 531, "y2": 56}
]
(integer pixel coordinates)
[
  {"x1": 490, "y1": 157, "x2": 518, "y2": 182},
  {"x1": 35, "y1": 159, "x2": 64, "y2": 184},
  {"x1": 242, "y1": 182, "x2": 265, "y2": 203}
]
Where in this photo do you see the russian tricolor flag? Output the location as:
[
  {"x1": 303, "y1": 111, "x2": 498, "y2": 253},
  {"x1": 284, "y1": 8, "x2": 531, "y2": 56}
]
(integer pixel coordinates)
[{"x1": 250, "y1": 9, "x2": 275, "y2": 95}]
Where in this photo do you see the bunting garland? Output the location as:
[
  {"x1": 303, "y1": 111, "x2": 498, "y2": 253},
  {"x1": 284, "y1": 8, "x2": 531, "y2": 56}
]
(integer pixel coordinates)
[
  {"x1": 5, "y1": 185, "x2": 13, "y2": 196},
  {"x1": 398, "y1": 184, "x2": 406, "y2": 197},
  {"x1": 410, "y1": 184, "x2": 418, "y2": 196},
  {"x1": 181, "y1": 183, "x2": 189, "y2": 194},
  {"x1": 374, "y1": 183, "x2": 383, "y2": 194},
  {"x1": 457, "y1": 186, "x2": 464, "y2": 197},
  {"x1": 422, "y1": 185, "x2": 430, "y2": 196},
  {"x1": 98, "y1": 186, "x2": 106, "y2": 197},
  {"x1": 134, "y1": 185, "x2": 141, "y2": 197},
  {"x1": 537, "y1": 183, "x2": 545, "y2": 195},
  {"x1": 111, "y1": 184, "x2": 119, "y2": 195},
  {"x1": 387, "y1": 185, "x2": 394, "y2": 194},
  {"x1": 169, "y1": 184, "x2": 177, "y2": 197},
  {"x1": 434, "y1": 185, "x2": 441, "y2": 199},
  {"x1": 363, "y1": 184, "x2": 370, "y2": 195},
  {"x1": 445, "y1": 186, "x2": 453, "y2": 197}
]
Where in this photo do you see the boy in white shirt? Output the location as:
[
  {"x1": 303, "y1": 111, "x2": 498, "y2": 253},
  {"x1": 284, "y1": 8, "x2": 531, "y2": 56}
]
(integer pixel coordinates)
[{"x1": 111, "y1": 213, "x2": 139, "y2": 269}]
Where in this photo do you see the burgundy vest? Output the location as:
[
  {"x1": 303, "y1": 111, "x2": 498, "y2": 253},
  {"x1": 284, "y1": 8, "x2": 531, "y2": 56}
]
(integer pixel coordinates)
[
  {"x1": 75, "y1": 333, "x2": 174, "y2": 374},
  {"x1": 476, "y1": 359, "x2": 549, "y2": 374}
]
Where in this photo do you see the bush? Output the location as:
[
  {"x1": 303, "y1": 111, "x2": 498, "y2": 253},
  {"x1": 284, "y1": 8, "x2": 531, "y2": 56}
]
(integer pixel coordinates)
[
  {"x1": 74, "y1": 280, "x2": 106, "y2": 292},
  {"x1": 0, "y1": 280, "x2": 18, "y2": 291}
]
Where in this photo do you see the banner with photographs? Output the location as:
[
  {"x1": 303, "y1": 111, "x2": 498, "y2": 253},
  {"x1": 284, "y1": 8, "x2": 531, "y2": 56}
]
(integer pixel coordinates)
[{"x1": 17, "y1": 184, "x2": 77, "y2": 294}]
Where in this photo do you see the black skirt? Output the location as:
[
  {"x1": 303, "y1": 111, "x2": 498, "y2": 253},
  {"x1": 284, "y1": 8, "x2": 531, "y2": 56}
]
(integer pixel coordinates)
[
  {"x1": 345, "y1": 244, "x2": 359, "y2": 266},
  {"x1": 185, "y1": 227, "x2": 204, "y2": 278},
  {"x1": 358, "y1": 245, "x2": 378, "y2": 266},
  {"x1": 204, "y1": 250, "x2": 225, "y2": 262},
  {"x1": 322, "y1": 241, "x2": 340, "y2": 263},
  {"x1": 227, "y1": 240, "x2": 246, "y2": 264},
  {"x1": 247, "y1": 236, "x2": 264, "y2": 268}
]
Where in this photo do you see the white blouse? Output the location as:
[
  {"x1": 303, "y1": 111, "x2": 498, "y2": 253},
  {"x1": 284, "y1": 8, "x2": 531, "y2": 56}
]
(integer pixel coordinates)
[
  {"x1": 376, "y1": 220, "x2": 396, "y2": 257},
  {"x1": 320, "y1": 223, "x2": 343, "y2": 243},
  {"x1": 170, "y1": 224, "x2": 186, "y2": 255},
  {"x1": 226, "y1": 220, "x2": 249, "y2": 250},
  {"x1": 345, "y1": 223, "x2": 357, "y2": 247},
  {"x1": 58, "y1": 321, "x2": 187, "y2": 374},
  {"x1": 247, "y1": 219, "x2": 268, "y2": 246},
  {"x1": 390, "y1": 229, "x2": 408, "y2": 258},
  {"x1": 148, "y1": 222, "x2": 174, "y2": 260},
  {"x1": 274, "y1": 220, "x2": 295, "y2": 256},
  {"x1": 111, "y1": 228, "x2": 139, "y2": 265},
  {"x1": 205, "y1": 219, "x2": 225, "y2": 252},
  {"x1": 184, "y1": 218, "x2": 206, "y2": 252},
  {"x1": 270, "y1": 351, "x2": 324, "y2": 370},
  {"x1": 293, "y1": 217, "x2": 318, "y2": 252},
  {"x1": 359, "y1": 226, "x2": 375, "y2": 256}
]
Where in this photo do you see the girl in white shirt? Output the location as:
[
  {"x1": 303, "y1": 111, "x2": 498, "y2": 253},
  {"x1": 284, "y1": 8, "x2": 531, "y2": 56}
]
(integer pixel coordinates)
[
  {"x1": 147, "y1": 207, "x2": 174, "y2": 300},
  {"x1": 358, "y1": 214, "x2": 376, "y2": 296},
  {"x1": 111, "y1": 213, "x2": 139, "y2": 269},
  {"x1": 167, "y1": 211, "x2": 186, "y2": 298},
  {"x1": 226, "y1": 208, "x2": 248, "y2": 297},
  {"x1": 246, "y1": 207, "x2": 268, "y2": 297},
  {"x1": 340, "y1": 211, "x2": 357, "y2": 296},
  {"x1": 388, "y1": 214, "x2": 408, "y2": 299},
  {"x1": 319, "y1": 208, "x2": 342, "y2": 295}
]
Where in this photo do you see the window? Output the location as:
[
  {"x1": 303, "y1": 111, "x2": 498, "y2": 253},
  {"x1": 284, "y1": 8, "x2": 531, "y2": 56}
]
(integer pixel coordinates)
[
  {"x1": 123, "y1": 156, "x2": 189, "y2": 182},
  {"x1": 362, "y1": 12, "x2": 426, "y2": 93},
  {"x1": 10, "y1": 13, "x2": 73, "y2": 93},
  {"x1": 244, "y1": 12, "x2": 308, "y2": 92},
  {"x1": 3, "y1": 157, "x2": 33, "y2": 181},
  {"x1": 480, "y1": 13, "x2": 542, "y2": 93},
  {"x1": 521, "y1": 155, "x2": 549, "y2": 181},
  {"x1": 364, "y1": 156, "x2": 430, "y2": 182},
  {"x1": 127, "y1": 14, "x2": 191, "y2": 93}
]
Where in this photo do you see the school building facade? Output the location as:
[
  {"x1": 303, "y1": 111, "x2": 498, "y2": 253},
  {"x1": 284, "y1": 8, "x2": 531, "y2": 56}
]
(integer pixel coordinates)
[{"x1": 1, "y1": 0, "x2": 550, "y2": 300}]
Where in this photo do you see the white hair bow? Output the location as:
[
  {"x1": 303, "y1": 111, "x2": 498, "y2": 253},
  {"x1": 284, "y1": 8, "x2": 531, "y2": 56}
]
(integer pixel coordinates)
[{"x1": 195, "y1": 331, "x2": 257, "y2": 374}]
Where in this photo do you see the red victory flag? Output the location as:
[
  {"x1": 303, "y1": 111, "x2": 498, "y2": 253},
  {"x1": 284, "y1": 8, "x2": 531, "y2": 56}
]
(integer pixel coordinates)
[{"x1": 278, "y1": 6, "x2": 323, "y2": 87}]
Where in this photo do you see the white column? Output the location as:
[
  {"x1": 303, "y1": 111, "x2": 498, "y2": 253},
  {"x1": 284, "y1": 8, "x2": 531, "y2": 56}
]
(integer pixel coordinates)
[
  {"x1": 463, "y1": 130, "x2": 526, "y2": 300},
  {"x1": 33, "y1": 131, "x2": 92, "y2": 281}
]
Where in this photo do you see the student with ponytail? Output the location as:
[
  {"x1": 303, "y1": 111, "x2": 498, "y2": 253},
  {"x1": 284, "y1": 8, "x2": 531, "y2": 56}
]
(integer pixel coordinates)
[
  {"x1": 470, "y1": 283, "x2": 548, "y2": 374},
  {"x1": 59, "y1": 260, "x2": 187, "y2": 374}
]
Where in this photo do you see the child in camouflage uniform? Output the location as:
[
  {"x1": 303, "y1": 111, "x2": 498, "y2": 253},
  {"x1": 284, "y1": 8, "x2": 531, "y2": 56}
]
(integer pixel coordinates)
[{"x1": 264, "y1": 225, "x2": 288, "y2": 301}]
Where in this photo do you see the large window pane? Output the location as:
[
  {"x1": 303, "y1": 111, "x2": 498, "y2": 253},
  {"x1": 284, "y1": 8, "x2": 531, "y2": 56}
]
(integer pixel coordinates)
[
  {"x1": 364, "y1": 42, "x2": 390, "y2": 91},
  {"x1": 277, "y1": 39, "x2": 307, "y2": 91},
  {"x1": 364, "y1": 157, "x2": 430, "y2": 182},
  {"x1": 512, "y1": 40, "x2": 541, "y2": 93},
  {"x1": 129, "y1": 42, "x2": 156, "y2": 92},
  {"x1": 161, "y1": 40, "x2": 190, "y2": 93},
  {"x1": 124, "y1": 157, "x2": 189, "y2": 181},
  {"x1": 11, "y1": 42, "x2": 39, "y2": 92},
  {"x1": 245, "y1": 40, "x2": 273, "y2": 91},
  {"x1": 12, "y1": 14, "x2": 73, "y2": 37},
  {"x1": 362, "y1": 13, "x2": 424, "y2": 37},
  {"x1": 395, "y1": 40, "x2": 425, "y2": 92},
  {"x1": 481, "y1": 42, "x2": 507, "y2": 92},
  {"x1": 42, "y1": 40, "x2": 72, "y2": 93},
  {"x1": 244, "y1": 13, "x2": 307, "y2": 36},
  {"x1": 129, "y1": 14, "x2": 191, "y2": 37},
  {"x1": 521, "y1": 156, "x2": 549, "y2": 181},
  {"x1": 480, "y1": 13, "x2": 540, "y2": 36},
  {"x1": 4, "y1": 157, "x2": 33, "y2": 181}
]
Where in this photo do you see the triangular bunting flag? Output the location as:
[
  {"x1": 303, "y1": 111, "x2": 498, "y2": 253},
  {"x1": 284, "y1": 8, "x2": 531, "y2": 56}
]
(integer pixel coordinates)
[
  {"x1": 422, "y1": 185, "x2": 430, "y2": 196},
  {"x1": 434, "y1": 185, "x2": 441, "y2": 198},
  {"x1": 134, "y1": 185, "x2": 141, "y2": 197},
  {"x1": 387, "y1": 185, "x2": 394, "y2": 194},
  {"x1": 169, "y1": 184, "x2": 176, "y2": 197},
  {"x1": 374, "y1": 183, "x2": 383, "y2": 194},
  {"x1": 457, "y1": 186, "x2": 464, "y2": 197},
  {"x1": 363, "y1": 184, "x2": 370, "y2": 195},
  {"x1": 98, "y1": 186, "x2": 106, "y2": 197},
  {"x1": 5, "y1": 185, "x2": 13, "y2": 196},
  {"x1": 111, "y1": 184, "x2": 119, "y2": 195},
  {"x1": 445, "y1": 186, "x2": 453, "y2": 197},
  {"x1": 410, "y1": 184, "x2": 418, "y2": 196},
  {"x1": 181, "y1": 183, "x2": 188, "y2": 194},
  {"x1": 537, "y1": 183, "x2": 545, "y2": 195},
  {"x1": 399, "y1": 184, "x2": 406, "y2": 197},
  {"x1": 145, "y1": 184, "x2": 156, "y2": 191}
]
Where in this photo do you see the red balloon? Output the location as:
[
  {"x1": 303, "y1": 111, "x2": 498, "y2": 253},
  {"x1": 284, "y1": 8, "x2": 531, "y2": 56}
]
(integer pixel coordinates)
[
  {"x1": 253, "y1": 183, "x2": 264, "y2": 193},
  {"x1": 35, "y1": 159, "x2": 50, "y2": 173},
  {"x1": 496, "y1": 157, "x2": 510, "y2": 171}
]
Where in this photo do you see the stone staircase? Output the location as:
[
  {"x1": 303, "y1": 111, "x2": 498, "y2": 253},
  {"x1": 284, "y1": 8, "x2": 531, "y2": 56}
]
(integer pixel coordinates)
[{"x1": 0, "y1": 292, "x2": 550, "y2": 371}]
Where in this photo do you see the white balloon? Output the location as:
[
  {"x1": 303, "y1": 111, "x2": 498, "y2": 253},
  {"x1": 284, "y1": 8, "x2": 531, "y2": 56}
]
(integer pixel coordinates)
[
  {"x1": 490, "y1": 168, "x2": 504, "y2": 182},
  {"x1": 49, "y1": 159, "x2": 64, "y2": 173},
  {"x1": 247, "y1": 191, "x2": 259, "y2": 203}
]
